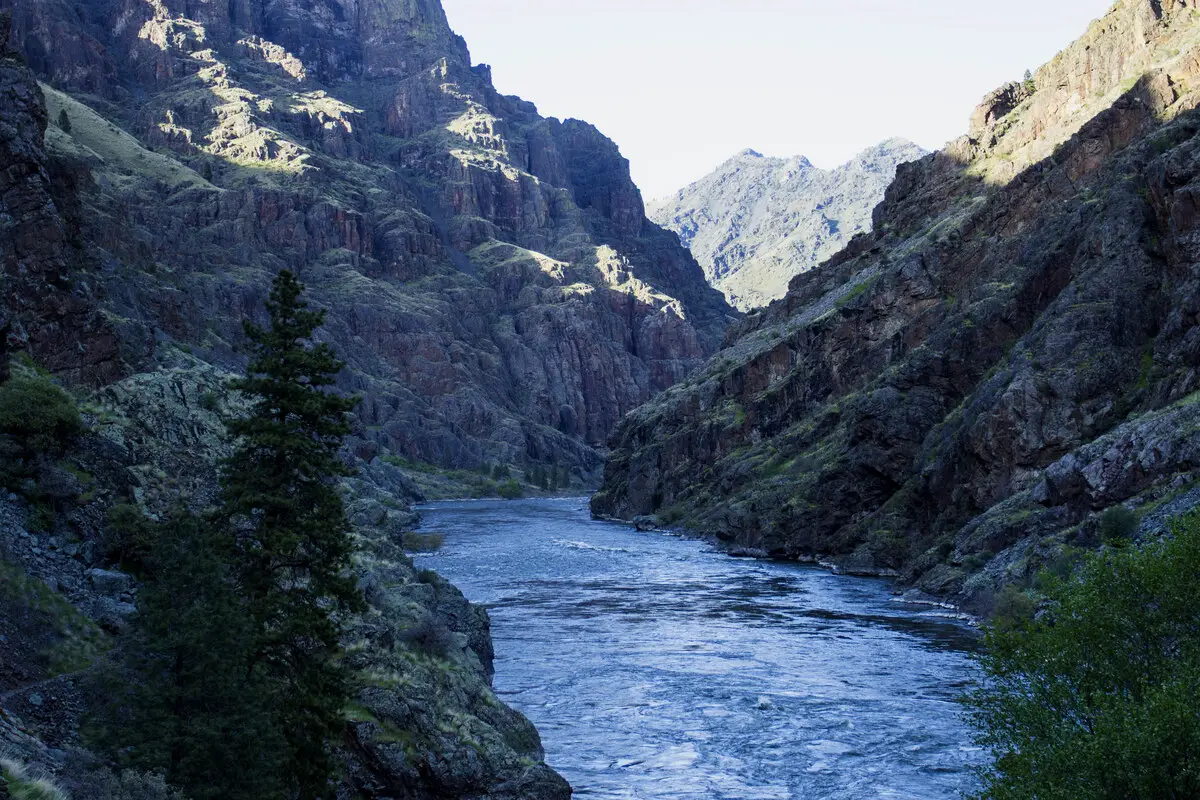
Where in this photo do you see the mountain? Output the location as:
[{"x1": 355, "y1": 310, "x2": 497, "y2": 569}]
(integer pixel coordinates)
[
  {"x1": 648, "y1": 139, "x2": 927, "y2": 310},
  {"x1": 0, "y1": 0, "x2": 737, "y2": 793},
  {"x1": 593, "y1": 0, "x2": 1200, "y2": 614},
  {"x1": 0, "y1": 0, "x2": 735, "y2": 481}
]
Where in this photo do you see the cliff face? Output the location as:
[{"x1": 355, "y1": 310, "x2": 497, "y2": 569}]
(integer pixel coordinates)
[
  {"x1": 0, "y1": 13, "x2": 118, "y2": 383},
  {"x1": 0, "y1": 14, "x2": 580, "y2": 796},
  {"x1": 594, "y1": 0, "x2": 1200, "y2": 612},
  {"x1": 649, "y1": 139, "x2": 927, "y2": 310},
  {"x1": 1, "y1": 0, "x2": 734, "y2": 479}
]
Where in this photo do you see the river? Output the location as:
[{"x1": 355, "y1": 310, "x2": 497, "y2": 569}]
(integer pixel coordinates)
[{"x1": 417, "y1": 497, "x2": 985, "y2": 799}]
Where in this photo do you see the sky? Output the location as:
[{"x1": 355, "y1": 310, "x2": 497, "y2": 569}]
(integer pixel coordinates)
[{"x1": 440, "y1": 0, "x2": 1116, "y2": 200}]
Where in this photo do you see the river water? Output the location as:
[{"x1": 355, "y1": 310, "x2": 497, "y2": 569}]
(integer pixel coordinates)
[{"x1": 417, "y1": 497, "x2": 985, "y2": 799}]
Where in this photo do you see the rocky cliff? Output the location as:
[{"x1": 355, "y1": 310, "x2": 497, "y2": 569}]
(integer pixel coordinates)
[
  {"x1": 0, "y1": 30, "x2": 574, "y2": 793},
  {"x1": 594, "y1": 0, "x2": 1200, "y2": 614},
  {"x1": 0, "y1": 0, "x2": 734, "y2": 481},
  {"x1": 648, "y1": 139, "x2": 927, "y2": 310}
]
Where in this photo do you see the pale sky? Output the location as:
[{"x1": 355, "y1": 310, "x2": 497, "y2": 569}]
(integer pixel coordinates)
[{"x1": 440, "y1": 0, "x2": 1115, "y2": 199}]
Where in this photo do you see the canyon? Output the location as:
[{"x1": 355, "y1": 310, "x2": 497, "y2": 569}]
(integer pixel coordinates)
[
  {"x1": 3, "y1": 0, "x2": 1200, "y2": 796},
  {"x1": 595, "y1": 0, "x2": 1200, "y2": 615}
]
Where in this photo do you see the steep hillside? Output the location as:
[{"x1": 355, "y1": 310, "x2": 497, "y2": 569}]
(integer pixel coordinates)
[
  {"x1": 594, "y1": 0, "x2": 1200, "y2": 613},
  {"x1": 1, "y1": 0, "x2": 735, "y2": 483},
  {"x1": 0, "y1": 20, "x2": 573, "y2": 798},
  {"x1": 649, "y1": 139, "x2": 926, "y2": 310}
]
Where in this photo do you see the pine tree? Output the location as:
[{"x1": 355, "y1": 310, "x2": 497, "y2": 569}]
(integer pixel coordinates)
[
  {"x1": 91, "y1": 508, "x2": 288, "y2": 800},
  {"x1": 57, "y1": 108, "x2": 71, "y2": 133},
  {"x1": 221, "y1": 270, "x2": 363, "y2": 799}
]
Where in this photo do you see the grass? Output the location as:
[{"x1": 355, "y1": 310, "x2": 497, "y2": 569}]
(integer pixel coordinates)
[
  {"x1": 1, "y1": 759, "x2": 69, "y2": 800},
  {"x1": 0, "y1": 559, "x2": 110, "y2": 675},
  {"x1": 41, "y1": 85, "x2": 210, "y2": 192}
]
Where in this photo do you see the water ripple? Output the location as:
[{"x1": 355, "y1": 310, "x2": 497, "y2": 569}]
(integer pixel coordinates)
[{"x1": 420, "y1": 497, "x2": 986, "y2": 799}]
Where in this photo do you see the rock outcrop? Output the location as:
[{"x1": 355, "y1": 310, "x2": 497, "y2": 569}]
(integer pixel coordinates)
[
  {"x1": 0, "y1": 11, "x2": 118, "y2": 383},
  {"x1": 649, "y1": 139, "x2": 927, "y2": 310},
  {"x1": 594, "y1": 0, "x2": 1200, "y2": 613}
]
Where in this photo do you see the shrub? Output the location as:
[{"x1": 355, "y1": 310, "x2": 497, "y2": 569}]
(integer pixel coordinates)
[
  {"x1": 0, "y1": 365, "x2": 83, "y2": 460},
  {"x1": 197, "y1": 390, "x2": 220, "y2": 413},
  {"x1": 1098, "y1": 504, "x2": 1139, "y2": 544},
  {"x1": 965, "y1": 510, "x2": 1200, "y2": 799},
  {"x1": 400, "y1": 531, "x2": 444, "y2": 552},
  {"x1": 470, "y1": 479, "x2": 498, "y2": 498},
  {"x1": 961, "y1": 552, "x2": 992, "y2": 572},
  {"x1": 991, "y1": 584, "x2": 1038, "y2": 631},
  {"x1": 104, "y1": 503, "x2": 155, "y2": 570},
  {"x1": 496, "y1": 479, "x2": 523, "y2": 500},
  {"x1": 70, "y1": 768, "x2": 188, "y2": 800},
  {"x1": 398, "y1": 614, "x2": 456, "y2": 657}
]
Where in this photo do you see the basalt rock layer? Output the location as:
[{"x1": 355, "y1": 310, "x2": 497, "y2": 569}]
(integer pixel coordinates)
[
  {"x1": 649, "y1": 139, "x2": 927, "y2": 310},
  {"x1": 0, "y1": 0, "x2": 733, "y2": 480},
  {"x1": 594, "y1": 0, "x2": 1200, "y2": 613}
]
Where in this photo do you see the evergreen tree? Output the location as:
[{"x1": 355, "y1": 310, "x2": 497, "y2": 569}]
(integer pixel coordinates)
[
  {"x1": 221, "y1": 270, "x2": 362, "y2": 799},
  {"x1": 57, "y1": 108, "x2": 71, "y2": 133},
  {"x1": 92, "y1": 509, "x2": 287, "y2": 800}
]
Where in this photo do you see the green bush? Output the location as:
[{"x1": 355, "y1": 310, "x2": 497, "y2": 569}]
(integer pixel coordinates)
[
  {"x1": 197, "y1": 390, "x2": 220, "y2": 413},
  {"x1": 496, "y1": 479, "x2": 523, "y2": 500},
  {"x1": 961, "y1": 552, "x2": 992, "y2": 572},
  {"x1": 990, "y1": 584, "x2": 1038, "y2": 631},
  {"x1": 966, "y1": 510, "x2": 1200, "y2": 799},
  {"x1": 0, "y1": 365, "x2": 83, "y2": 459},
  {"x1": 400, "y1": 531, "x2": 444, "y2": 552},
  {"x1": 470, "y1": 478, "x2": 498, "y2": 498},
  {"x1": 104, "y1": 503, "x2": 156, "y2": 569},
  {"x1": 398, "y1": 613, "x2": 456, "y2": 657},
  {"x1": 1098, "y1": 504, "x2": 1139, "y2": 544}
]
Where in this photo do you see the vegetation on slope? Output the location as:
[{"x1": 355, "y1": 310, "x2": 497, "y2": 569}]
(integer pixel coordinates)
[{"x1": 967, "y1": 510, "x2": 1200, "y2": 798}]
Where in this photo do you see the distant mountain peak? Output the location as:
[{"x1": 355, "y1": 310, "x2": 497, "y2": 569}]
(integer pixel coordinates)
[{"x1": 649, "y1": 138, "x2": 927, "y2": 310}]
